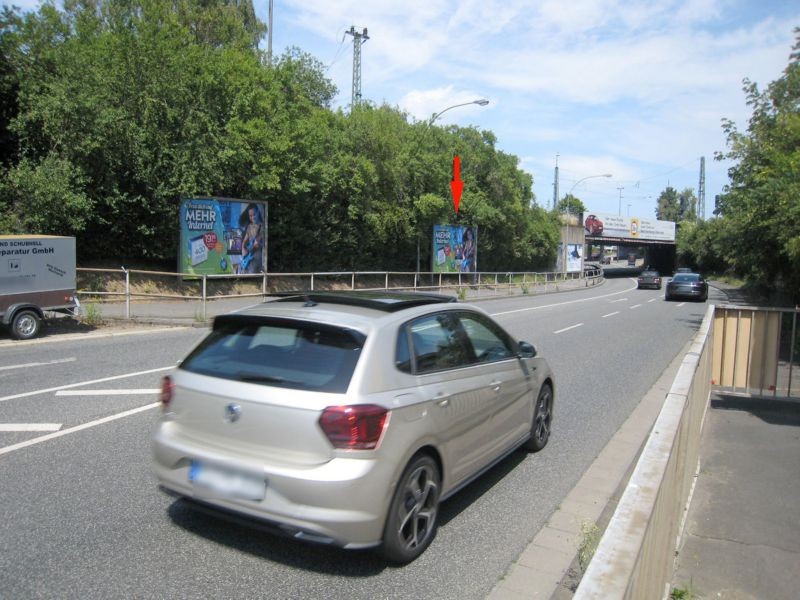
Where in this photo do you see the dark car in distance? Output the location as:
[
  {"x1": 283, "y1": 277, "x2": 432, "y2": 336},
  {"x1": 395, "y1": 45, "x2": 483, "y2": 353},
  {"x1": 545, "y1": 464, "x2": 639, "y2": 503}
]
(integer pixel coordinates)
[
  {"x1": 665, "y1": 273, "x2": 708, "y2": 302},
  {"x1": 637, "y1": 270, "x2": 662, "y2": 290}
]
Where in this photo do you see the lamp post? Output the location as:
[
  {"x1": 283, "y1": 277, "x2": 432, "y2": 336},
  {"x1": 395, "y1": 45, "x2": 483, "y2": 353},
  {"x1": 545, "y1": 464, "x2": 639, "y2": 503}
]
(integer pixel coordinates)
[
  {"x1": 564, "y1": 173, "x2": 612, "y2": 214},
  {"x1": 617, "y1": 186, "x2": 625, "y2": 215},
  {"x1": 429, "y1": 99, "x2": 490, "y2": 126},
  {"x1": 416, "y1": 99, "x2": 490, "y2": 274}
]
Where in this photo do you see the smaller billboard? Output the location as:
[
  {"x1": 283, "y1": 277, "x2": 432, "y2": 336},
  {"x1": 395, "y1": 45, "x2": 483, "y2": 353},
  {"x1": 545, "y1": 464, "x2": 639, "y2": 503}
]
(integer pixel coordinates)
[
  {"x1": 179, "y1": 198, "x2": 267, "y2": 275},
  {"x1": 583, "y1": 211, "x2": 675, "y2": 242},
  {"x1": 432, "y1": 225, "x2": 478, "y2": 273}
]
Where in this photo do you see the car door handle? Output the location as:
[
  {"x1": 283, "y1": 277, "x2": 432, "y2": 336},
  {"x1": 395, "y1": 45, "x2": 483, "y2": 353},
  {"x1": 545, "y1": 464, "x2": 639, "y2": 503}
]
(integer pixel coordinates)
[
  {"x1": 490, "y1": 380, "x2": 502, "y2": 393},
  {"x1": 434, "y1": 392, "x2": 451, "y2": 407}
]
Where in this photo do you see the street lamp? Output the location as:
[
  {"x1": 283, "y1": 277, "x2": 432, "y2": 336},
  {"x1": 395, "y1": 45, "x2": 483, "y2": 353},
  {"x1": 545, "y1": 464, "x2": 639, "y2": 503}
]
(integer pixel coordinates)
[
  {"x1": 416, "y1": 99, "x2": 490, "y2": 273},
  {"x1": 564, "y1": 173, "x2": 612, "y2": 214},
  {"x1": 568, "y1": 173, "x2": 613, "y2": 196},
  {"x1": 429, "y1": 99, "x2": 490, "y2": 126}
]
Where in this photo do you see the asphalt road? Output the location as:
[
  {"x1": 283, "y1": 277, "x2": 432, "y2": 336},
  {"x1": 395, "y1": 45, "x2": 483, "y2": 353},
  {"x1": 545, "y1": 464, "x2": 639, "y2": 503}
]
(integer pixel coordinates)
[{"x1": 0, "y1": 278, "x2": 722, "y2": 599}]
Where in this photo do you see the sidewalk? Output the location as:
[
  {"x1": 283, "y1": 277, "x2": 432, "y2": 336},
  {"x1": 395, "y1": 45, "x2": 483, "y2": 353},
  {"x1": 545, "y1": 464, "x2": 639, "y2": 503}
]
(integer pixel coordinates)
[{"x1": 670, "y1": 393, "x2": 800, "y2": 600}]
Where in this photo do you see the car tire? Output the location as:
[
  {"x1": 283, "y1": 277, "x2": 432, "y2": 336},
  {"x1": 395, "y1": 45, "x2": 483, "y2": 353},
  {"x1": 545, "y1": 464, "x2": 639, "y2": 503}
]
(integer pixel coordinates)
[
  {"x1": 525, "y1": 384, "x2": 553, "y2": 452},
  {"x1": 11, "y1": 309, "x2": 41, "y2": 340},
  {"x1": 665, "y1": 292, "x2": 671, "y2": 301},
  {"x1": 380, "y1": 454, "x2": 440, "y2": 564}
]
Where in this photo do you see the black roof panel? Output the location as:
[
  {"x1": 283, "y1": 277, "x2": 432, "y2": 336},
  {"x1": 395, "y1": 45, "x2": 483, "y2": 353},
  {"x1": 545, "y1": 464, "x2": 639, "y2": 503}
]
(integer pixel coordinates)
[{"x1": 267, "y1": 291, "x2": 458, "y2": 313}]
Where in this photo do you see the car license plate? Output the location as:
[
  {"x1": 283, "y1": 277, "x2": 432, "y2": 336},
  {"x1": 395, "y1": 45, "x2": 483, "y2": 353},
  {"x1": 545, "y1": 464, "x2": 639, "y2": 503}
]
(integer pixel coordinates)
[{"x1": 189, "y1": 460, "x2": 266, "y2": 500}]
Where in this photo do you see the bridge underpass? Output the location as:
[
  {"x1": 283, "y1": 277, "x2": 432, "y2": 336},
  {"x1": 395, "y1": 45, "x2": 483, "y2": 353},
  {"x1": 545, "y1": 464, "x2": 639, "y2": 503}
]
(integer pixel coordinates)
[{"x1": 585, "y1": 235, "x2": 677, "y2": 275}]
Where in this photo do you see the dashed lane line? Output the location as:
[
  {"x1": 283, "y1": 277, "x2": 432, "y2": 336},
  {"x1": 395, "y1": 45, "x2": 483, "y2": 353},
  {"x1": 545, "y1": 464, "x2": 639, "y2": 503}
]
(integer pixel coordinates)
[
  {"x1": 56, "y1": 389, "x2": 160, "y2": 396},
  {"x1": 0, "y1": 366, "x2": 173, "y2": 403},
  {"x1": 554, "y1": 323, "x2": 584, "y2": 334},
  {"x1": 0, "y1": 423, "x2": 62, "y2": 432},
  {"x1": 0, "y1": 357, "x2": 77, "y2": 372},
  {"x1": 0, "y1": 404, "x2": 159, "y2": 457}
]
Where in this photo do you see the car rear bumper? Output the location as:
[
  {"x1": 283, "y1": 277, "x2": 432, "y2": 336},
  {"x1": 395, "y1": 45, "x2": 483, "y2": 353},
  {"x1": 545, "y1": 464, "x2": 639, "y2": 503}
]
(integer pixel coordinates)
[{"x1": 152, "y1": 424, "x2": 390, "y2": 548}]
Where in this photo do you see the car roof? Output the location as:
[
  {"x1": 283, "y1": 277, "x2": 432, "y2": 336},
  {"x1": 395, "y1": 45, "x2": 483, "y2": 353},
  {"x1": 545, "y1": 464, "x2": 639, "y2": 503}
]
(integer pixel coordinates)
[
  {"x1": 269, "y1": 291, "x2": 456, "y2": 312},
  {"x1": 223, "y1": 291, "x2": 465, "y2": 334}
]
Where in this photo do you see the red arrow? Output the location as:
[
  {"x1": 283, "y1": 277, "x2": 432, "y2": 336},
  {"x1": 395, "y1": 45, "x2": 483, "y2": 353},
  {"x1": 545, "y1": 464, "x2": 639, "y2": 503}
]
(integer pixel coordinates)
[{"x1": 450, "y1": 155, "x2": 463, "y2": 215}]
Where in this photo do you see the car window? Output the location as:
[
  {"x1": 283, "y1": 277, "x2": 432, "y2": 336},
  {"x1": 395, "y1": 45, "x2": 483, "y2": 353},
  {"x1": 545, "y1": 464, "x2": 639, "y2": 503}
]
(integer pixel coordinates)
[
  {"x1": 673, "y1": 274, "x2": 699, "y2": 282},
  {"x1": 407, "y1": 313, "x2": 472, "y2": 374},
  {"x1": 456, "y1": 313, "x2": 515, "y2": 363},
  {"x1": 180, "y1": 317, "x2": 365, "y2": 393}
]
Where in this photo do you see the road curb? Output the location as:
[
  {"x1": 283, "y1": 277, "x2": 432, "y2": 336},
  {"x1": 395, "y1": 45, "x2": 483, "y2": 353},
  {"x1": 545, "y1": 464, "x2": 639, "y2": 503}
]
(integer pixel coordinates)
[{"x1": 487, "y1": 337, "x2": 694, "y2": 600}]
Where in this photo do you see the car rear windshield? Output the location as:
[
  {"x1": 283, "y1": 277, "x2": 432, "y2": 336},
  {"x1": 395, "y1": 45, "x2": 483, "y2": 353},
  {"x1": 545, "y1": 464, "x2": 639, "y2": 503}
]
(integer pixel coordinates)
[
  {"x1": 672, "y1": 274, "x2": 700, "y2": 282},
  {"x1": 179, "y1": 315, "x2": 365, "y2": 393}
]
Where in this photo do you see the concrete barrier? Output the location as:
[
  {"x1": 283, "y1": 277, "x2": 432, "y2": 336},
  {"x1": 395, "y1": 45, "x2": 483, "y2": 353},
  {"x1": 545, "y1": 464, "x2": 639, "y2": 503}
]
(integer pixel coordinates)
[{"x1": 574, "y1": 304, "x2": 714, "y2": 599}]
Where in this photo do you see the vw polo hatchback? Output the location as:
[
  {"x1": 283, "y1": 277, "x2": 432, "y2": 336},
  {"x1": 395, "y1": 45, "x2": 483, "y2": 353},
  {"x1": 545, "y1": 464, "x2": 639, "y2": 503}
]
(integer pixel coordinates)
[{"x1": 153, "y1": 292, "x2": 555, "y2": 563}]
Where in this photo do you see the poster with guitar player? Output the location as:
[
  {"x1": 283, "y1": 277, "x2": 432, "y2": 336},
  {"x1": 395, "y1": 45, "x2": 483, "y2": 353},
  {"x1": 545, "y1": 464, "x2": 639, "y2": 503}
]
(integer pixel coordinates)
[{"x1": 179, "y1": 198, "x2": 268, "y2": 275}]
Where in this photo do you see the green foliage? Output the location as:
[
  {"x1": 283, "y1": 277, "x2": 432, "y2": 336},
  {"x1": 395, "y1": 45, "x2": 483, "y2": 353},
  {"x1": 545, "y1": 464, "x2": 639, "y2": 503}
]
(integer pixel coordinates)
[
  {"x1": 656, "y1": 186, "x2": 697, "y2": 222},
  {"x1": 556, "y1": 194, "x2": 586, "y2": 215},
  {"x1": 0, "y1": 0, "x2": 559, "y2": 273},
  {"x1": 713, "y1": 28, "x2": 800, "y2": 301},
  {"x1": 578, "y1": 521, "x2": 601, "y2": 572},
  {"x1": 81, "y1": 303, "x2": 102, "y2": 326},
  {"x1": 0, "y1": 155, "x2": 92, "y2": 233}
]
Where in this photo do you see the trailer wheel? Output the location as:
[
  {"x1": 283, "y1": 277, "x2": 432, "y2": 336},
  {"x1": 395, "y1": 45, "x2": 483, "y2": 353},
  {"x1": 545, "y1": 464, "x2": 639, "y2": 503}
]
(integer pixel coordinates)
[{"x1": 11, "y1": 310, "x2": 41, "y2": 340}]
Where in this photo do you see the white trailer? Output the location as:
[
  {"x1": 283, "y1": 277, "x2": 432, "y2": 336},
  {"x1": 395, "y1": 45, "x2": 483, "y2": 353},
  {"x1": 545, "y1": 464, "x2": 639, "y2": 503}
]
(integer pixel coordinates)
[{"x1": 0, "y1": 235, "x2": 80, "y2": 339}]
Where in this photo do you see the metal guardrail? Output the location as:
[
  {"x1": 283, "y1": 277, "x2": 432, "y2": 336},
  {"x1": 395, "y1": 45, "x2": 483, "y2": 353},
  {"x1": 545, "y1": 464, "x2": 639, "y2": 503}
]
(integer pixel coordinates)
[
  {"x1": 76, "y1": 267, "x2": 604, "y2": 321},
  {"x1": 712, "y1": 304, "x2": 799, "y2": 398}
]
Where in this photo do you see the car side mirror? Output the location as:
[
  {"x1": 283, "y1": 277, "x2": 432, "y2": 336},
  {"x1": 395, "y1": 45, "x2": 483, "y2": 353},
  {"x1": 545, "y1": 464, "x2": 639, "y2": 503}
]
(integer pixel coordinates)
[{"x1": 518, "y1": 341, "x2": 536, "y2": 358}]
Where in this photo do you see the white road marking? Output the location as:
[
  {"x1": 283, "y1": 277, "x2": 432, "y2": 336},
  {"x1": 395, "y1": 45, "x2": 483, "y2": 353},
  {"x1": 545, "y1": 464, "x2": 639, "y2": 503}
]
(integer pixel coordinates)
[
  {"x1": 0, "y1": 403, "x2": 159, "y2": 456},
  {"x1": 0, "y1": 366, "x2": 173, "y2": 403},
  {"x1": 602, "y1": 312, "x2": 620, "y2": 318},
  {"x1": 677, "y1": 302, "x2": 686, "y2": 307},
  {"x1": 0, "y1": 327, "x2": 191, "y2": 348},
  {"x1": 56, "y1": 389, "x2": 159, "y2": 396},
  {"x1": 0, "y1": 357, "x2": 77, "y2": 372},
  {"x1": 610, "y1": 298, "x2": 628, "y2": 303},
  {"x1": 491, "y1": 283, "x2": 637, "y2": 317},
  {"x1": 554, "y1": 323, "x2": 583, "y2": 334},
  {"x1": 630, "y1": 304, "x2": 642, "y2": 309},
  {"x1": 0, "y1": 423, "x2": 62, "y2": 432},
  {"x1": 648, "y1": 299, "x2": 657, "y2": 303}
]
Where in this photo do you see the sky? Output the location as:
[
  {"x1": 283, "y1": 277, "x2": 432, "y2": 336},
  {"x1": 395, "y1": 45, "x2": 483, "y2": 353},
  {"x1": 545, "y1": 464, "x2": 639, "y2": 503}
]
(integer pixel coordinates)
[
  {"x1": 260, "y1": 0, "x2": 798, "y2": 219},
  {"x1": 6, "y1": 0, "x2": 799, "y2": 219}
]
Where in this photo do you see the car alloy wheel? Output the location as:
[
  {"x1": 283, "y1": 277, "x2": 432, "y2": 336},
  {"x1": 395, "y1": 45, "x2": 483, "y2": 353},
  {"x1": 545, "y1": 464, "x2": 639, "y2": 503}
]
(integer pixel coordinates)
[
  {"x1": 381, "y1": 454, "x2": 440, "y2": 563},
  {"x1": 525, "y1": 384, "x2": 553, "y2": 452}
]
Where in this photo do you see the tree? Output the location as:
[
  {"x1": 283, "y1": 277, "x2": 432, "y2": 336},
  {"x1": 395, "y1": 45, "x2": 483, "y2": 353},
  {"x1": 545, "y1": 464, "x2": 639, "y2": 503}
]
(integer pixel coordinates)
[
  {"x1": 556, "y1": 194, "x2": 586, "y2": 215},
  {"x1": 656, "y1": 186, "x2": 696, "y2": 222},
  {"x1": 714, "y1": 28, "x2": 800, "y2": 300}
]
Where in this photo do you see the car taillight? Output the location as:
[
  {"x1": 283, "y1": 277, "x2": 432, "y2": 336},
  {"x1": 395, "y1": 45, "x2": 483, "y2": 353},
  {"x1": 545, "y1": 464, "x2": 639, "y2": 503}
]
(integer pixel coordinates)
[
  {"x1": 160, "y1": 376, "x2": 174, "y2": 410},
  {"x1": 318, "y1": 405, "x2": 389, "y2": 450}
]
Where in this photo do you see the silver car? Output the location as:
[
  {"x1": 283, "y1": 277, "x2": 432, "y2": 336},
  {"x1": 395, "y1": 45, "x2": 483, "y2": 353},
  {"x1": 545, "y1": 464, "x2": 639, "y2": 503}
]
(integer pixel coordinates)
[{"x1": 153, "y1": 292, "x2": 555, "y2": 563}]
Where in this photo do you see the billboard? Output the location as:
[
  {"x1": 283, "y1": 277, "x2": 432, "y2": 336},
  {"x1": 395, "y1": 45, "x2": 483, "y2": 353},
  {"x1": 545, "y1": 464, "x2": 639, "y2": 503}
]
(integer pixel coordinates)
[
  {"x1": 179, "y1": 198, "x2": 267, "y2": 275},
  {"x1": 583, "y1": 211, "x2": 675, "y2": 242},
  {"x1": 556, "y1": 243, "x2": 584, "y2": 273},
  {"x1": 432, "y1": 225, "x2": 478, "y2": 273}
]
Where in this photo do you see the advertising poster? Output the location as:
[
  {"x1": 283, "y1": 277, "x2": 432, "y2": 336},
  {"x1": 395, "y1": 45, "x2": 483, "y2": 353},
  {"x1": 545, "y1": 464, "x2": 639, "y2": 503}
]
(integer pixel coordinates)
[
  {"x1": 566, "y1": 244, "x2": 583, "y2": 272},
  {"x1": 432, "y1": 225, "x2": 478, "y2": 273},
  {"x1": 179, "y1": 198, "x2": 268, "y2": 275},
  {"x1": 583, "y1": 211, "x2": 675, "y2": 242}
]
